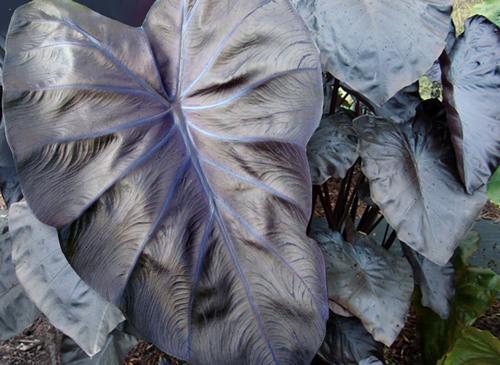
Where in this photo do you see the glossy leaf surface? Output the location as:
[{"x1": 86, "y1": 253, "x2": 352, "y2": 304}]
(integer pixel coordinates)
[
  {"x1": 290, "y1": 0, "x2": 452, "y2": 105},
  {"x1": 354, "y1": 101, "x2": 486, "y2": 265},
  {"x1": 372, "y1": 82, "x2": 422, "y2": 124},
  {"x1": 3, "y1": 1, "x2": 327, "y2": 363},
  {"x1": 311, "y1": 228, "x2": 414, "y2": 346},
  {"x1": 403, "y1": 244, "x2": 454, "y2": 319},
  {"x1": 9, "y1": 201, "x2": 125, "y2": 356},
  {"x1": 441, "y1": 16, "x2": 500, "y2": 193},
  {"x1": 0, "y1": 212, "x2": 39, "y2": 340},
  {"x1": 318, "y1": 314, "x2": 383, "y2": 365},
  {"x1": 307, "y1": 111, "x2": 358, "y2": 184}
]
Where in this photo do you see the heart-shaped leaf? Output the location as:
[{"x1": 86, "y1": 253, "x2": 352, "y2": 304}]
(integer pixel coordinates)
[
  {"x1": 290, "y1": 0, "x2": 452, "y2": 106},
  {"x1": 437, "y1": 327, "x2": 500, "y2": 365},
  {"x1": 372, "y1": 82, "x2": 422, "y2": 124},
  {"x1": 3, "y1": 1, "x2": 327, "y2": 363},
  {"x1": 402, "y1": 244, "x2": 454, "y2": 319},
  {"x1": 307, "y1": 111, "x2": 358, "y2": 184},
  {"x1": 0, "y1": 212, "x2": 39, "y2": 340},
  {"x1": 9, "y1": 201, "x2": 125, "y2": 356},
  {"x1": 441, "y1": 16, "x2": 500, "y2": 193},
  {"x1": 318, "y1": 314, "x2": 384, "y2": 365},
  {"x1": 354, "y1": 101, "x2": 486, "y2": 265},
  {"x1": 310, "y1": 228, "x2": 414, "y2": 346}
]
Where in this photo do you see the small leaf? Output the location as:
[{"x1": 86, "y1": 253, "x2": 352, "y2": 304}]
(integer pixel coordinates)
[
  {"x1": 354, "y1": 101, "x2": 486, "y2": 265},
  {"x1": 318, "y1": 314, "x2": 383, "y2": 365},
  {"x1": 403, "y1": 244, "x2": 454, "y2": 319},
  {"x1": 9, "y1": 201, "x2": 125, "y2": 356},
  {"x1": 290, "y1": 0, "x2": 453, "y2": 105},
  {"x1": 310, "y1": 228, "x2": 414, "y2": 346},
  {"x1": 471, "y1": 0, "x2": 500, "y2": 28},
  {"x1": 60, "y1": 330, "x2": 138, "y2": 365},
  {"x1": 487, "y1": 167, "x2": 500, "y2": 205},
  {"x1": 441, "y1": 16, "x2": 500, "y2": 193},
  {"x1": 0, "y1": 214, "x2": 39, "y2": 340},
  {"x1": 437, "y1": 327, "x2": 500, "y2": 365},
  {"x1": 307, "y1": 111, "x2": 358, "y2": 184}
]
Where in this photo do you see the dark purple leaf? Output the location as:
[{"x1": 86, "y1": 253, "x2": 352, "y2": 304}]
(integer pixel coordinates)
[
  {"x1": 354, "y1": 101, "x2": 487, "y2": 265},
  {"x1": 3, "y1": 1, "x2": 328, "y2": 363},
  {"x1": 307, "y1": 111, "x2": 358, "y2": 184},
  {"x1": 441, "y1": 16, "x2": 500, "y2": 193},
  {"x1": 318, "y1": 314, "x2": 384, "y2": 365},
  {"x1": 311, "y1": 228, "x2": 414, "y2": 346},
  {"x1": 372, "y1": 82, "x2": 422, "y2": 124},
  {"x1": 402, "y1": 244, "x2": 454, "y2": 319},
  {"x1": 425, "y1": 20, "x2": 456, "y2": 83},
  {"x1": 290, "y1": 0, "x2": 452, "y2": 106}
]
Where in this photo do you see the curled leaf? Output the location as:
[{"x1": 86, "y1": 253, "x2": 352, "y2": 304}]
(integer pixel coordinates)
[
  {"x1": 4, "y1": 1, "x2": 327, "y2": 363},
  {"x1": 354, "y1": 101, "x2": 486, "y2": 265},
  {"x1": 9, "y1": 201, "x2": 125, "y2": 356},
  {"x1": 290, "y1": 0, "x2": 452, "y2": 105},
  {"x1": 307, "y1": 111, "x2": 358, "y2": 184},
  {"x1": 441, "y1": 16, "x2": 500, "y2": 193}
]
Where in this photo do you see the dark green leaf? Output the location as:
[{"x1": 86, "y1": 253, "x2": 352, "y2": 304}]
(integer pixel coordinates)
[
  {"x1": 487, "y1": 167, "x2": 500, "y2": 205},
  {"x1": 471, "y1": 0, "x2": 500, "y2": 28}
]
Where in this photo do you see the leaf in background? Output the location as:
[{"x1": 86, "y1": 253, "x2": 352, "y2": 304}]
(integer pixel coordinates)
[
  {"x1": 0, "y1": 211, "x2": 39, "y2": 340},
  {"x1": 402, "y1": 244, "x2": 454, "y2": 319},
  {"x1": 441, "y1": 16, "x2": 500, "y2": 193},
  {"x1": 310, "y1": 228, "x2": 414, "y2": 346},
  {"x1": 9, "y1": 201, "x2": 125, "y2": 356},
  {"x1": 416, "y1": 232, "x2": 500, "y2": 364},
  {"x1": 318, "y1": 314, "x2": 384, "y2": 365},
  {"x1": 60, "y1": 330, "x2": 138, "y2": 365},
  {"x1": 471, "y1": 0, "x2": 500, "y2": 28},
  {"x1": 3, "y1": 1, "x2": 327, "y2": 363},
  {"x1": 372, "y1": 82, "x2": 422, "y2": 124},
  {"x1": 290, "y1": 0, "x2": 452, "y2": 106},
  {"x1": 354, "y1": 101, "x2": 486, "y2": 265},
  {"x1": 436, "y1": 327, "x2": 500, "y2": 365},
  {"x1": 307, "y1": 111, "x2": 358, "y2": 184},
  {"x1": 487, "y1": 167, "x2": 500, "y2": 205}
]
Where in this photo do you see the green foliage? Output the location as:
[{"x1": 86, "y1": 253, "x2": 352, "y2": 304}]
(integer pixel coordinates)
[
  {"x1": 416, "y1": 232, "x2": 500, "y2": 364},
  {"x1": 437, "y1": 327, "x2": 500, "y2": 365},
  {"x1": 471, "y1": 0, "x2": 500, "y2": 27},
  {"x1": 487, "y1": 167, "x2": 500, "y2": 205}
]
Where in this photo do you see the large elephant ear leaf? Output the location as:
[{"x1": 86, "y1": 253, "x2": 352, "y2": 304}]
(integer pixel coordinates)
[
  {"x1": 441, "y1": 16, "x2": 500, "y2": 193},
  {"x1": 0, "y1": 212, "x2": 39, "y2": 340},
  {"x1": 3, "y1": 1, "x2": 327, "y2": 363},
  {"x1": 354, "y1": 101, "x2": 486, "y2": 265},
  {"x1": 318, "y1": 315, "x2": 384, "y2": 365},
  {"x1": 402, "y1": 244, "x2": 454, "y2": 319},
  {"x1": 290, "y1": 0, "x2": 452, "y2": 106},
  {"x1": 307, "y1": 111, "x2": 358, "y2": 184},
  {"x1": 310, "y1": 228, "x2": 414, "y2": 346},
  {"x1": 9, "y1": 201, "x2": 125, "y2": 356}
]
